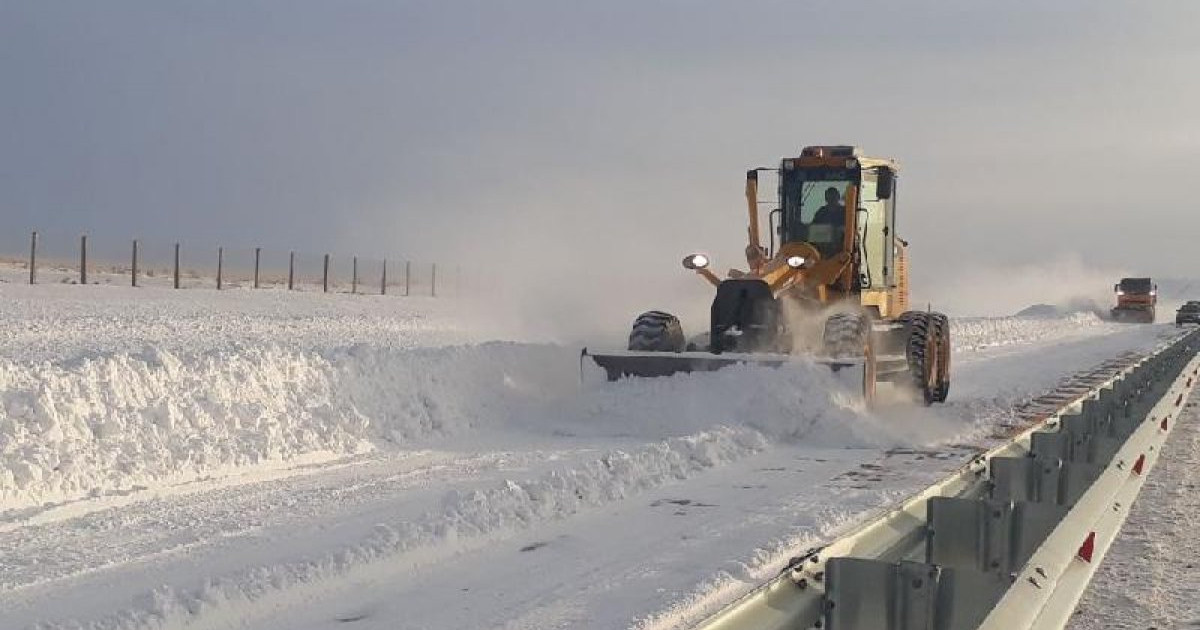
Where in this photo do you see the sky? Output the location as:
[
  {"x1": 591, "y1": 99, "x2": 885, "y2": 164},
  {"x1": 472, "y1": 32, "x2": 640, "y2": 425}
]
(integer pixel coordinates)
[{"x1": 3, "y1": 1, "x2": 1200, "y2": 321}]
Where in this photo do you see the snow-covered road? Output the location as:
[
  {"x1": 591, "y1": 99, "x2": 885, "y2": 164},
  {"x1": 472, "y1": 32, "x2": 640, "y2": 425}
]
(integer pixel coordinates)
[{"x1": 0, "y1": 281, "x2": 1181, "y2": 630}]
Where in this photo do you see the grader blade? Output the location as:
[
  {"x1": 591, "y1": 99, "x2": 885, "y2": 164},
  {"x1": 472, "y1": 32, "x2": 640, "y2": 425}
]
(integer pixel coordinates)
[{"x1": 581, "y1": 348, "x2": 864, "y2": 382}]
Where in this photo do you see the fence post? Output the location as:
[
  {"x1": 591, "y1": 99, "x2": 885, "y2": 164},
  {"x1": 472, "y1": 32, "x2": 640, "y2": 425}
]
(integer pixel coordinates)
[
  {"x1": 405, "y1": 261, "x2": 411, "y2": 296},
  {"x1": 28, "y1": 231, "x2": 37, "y2": 285},
  {"x1": 173, "y1": 243, "x2": 181, "y2": 289},
  {"x1": 254, "y1": 247, "x2": 261, "y2": 289},
  {"x1": 381, "y1": 259, "x2": 388, "y2": 295},
  {"x1": 80, "y1": 234, "x2": 88, "y2": 285},
  {"x1": 431, "y1": 263, "x2": 438, "y2": 297},
  {"x1": 352, "y1": 256, "x2": 358, "y2": 294},
  {"x1": 323, "y1": 254, "x2": 330, "y2": 293},
  {"x1": 288, "y1": 251, "x2": 295, "y2": 290},
  {"x1": 131, "y1": 239, "x2": 139, "y2": 287},
  {"x1": 217, "y1": 247, "x2": 224, "y2": 290}
]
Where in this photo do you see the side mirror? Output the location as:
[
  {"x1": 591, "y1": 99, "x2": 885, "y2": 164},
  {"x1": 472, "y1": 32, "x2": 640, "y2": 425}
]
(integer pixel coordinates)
[
  {"x1": 877, "y1": 167, "x2": 894, "y2": 200},
  {"x1": 768, "y1": 208, "x2": 782, "y2": 256}
]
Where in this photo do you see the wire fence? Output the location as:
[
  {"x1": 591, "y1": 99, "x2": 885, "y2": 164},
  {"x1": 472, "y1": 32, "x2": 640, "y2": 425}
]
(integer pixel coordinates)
[{"x1": 5, "y1": 230, "x2": 463, "y2": 297}]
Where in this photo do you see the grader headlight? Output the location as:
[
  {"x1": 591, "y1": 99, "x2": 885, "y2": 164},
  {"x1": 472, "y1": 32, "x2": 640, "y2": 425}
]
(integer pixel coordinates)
[
  {"x1": 786, "y1": 255, "x2": 807, "y2": 269},
  {"x1": 682, "y1": 254, "x2": 711, "y2": 270}
]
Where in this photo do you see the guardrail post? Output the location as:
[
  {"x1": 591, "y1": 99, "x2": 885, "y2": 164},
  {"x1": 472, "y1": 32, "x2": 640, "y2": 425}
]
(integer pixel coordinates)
[
  {"x1": 405, "y1": 261, "x2": 411, "y2": 296},
  {"x1": 288, "y1": 251, "x2": 295, "y2": 290},
  {"x1": 381, "y1": 259, "x2": 388, "y2": 295},
  {"x1": 352, "y1": 256, "x2": 358, "y2": 294},
  {"x1": 217, "y1": 247, "x2": 223, "y2": 290},
  {"x1": 131, "y1": 239, "x2": 139, "y2": 287},
  {"x1": 254, "y1": 247, "x2": 261, "y2": 289},
  {"x1": 174, "y1": 242, "x2": 181, "y2": 289},
  {"x1": 431, "y1": 263, "x2": 438, "y2": 297}
]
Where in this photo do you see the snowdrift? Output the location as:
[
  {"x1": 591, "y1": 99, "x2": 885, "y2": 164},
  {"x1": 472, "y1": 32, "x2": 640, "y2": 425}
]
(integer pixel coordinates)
[{"x1": 0, "y1": 312, "x2": 1116, "y2": 512}]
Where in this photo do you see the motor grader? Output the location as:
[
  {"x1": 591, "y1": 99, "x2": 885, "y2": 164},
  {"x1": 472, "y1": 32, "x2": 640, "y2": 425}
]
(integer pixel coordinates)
[{"x1": 584, "y1": 145, "x2": 951, "y2": 405}]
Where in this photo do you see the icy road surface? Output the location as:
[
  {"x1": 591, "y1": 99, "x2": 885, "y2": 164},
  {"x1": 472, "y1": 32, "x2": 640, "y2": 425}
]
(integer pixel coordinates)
[{"x1": 0, "y1": 281, "x2": 1180, "y2": 629}]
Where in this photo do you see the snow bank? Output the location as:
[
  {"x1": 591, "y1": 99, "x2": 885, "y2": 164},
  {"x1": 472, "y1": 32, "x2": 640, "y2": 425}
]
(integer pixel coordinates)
[
  {"x1": 1, "y1": 309, "x2": 1113, "y2": 512},
  {"x1": 951, "y1": 311, "x2": 1110, "y2": 351},
  {"x1": 0, "y1": 342, "x2": 869, "y2": 512},
  {"x1": 0, "y1": 343, "x2": 576, "y2": 511}
]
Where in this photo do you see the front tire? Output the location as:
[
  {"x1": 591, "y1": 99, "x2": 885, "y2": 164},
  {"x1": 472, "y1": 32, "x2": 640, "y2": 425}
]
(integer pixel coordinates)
[
  {"x1": 822, "y1": 312, "x2": 877, "y2": 404},
  {"x1": 628, "y1": 311, "x2": 686, "y2": 352}
]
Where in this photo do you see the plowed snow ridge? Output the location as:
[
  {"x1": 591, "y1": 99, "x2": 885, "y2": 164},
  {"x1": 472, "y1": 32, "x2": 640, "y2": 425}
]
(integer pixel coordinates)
[{"x1": 1, "y1": 307, "x2": 1113, "y2": 513}]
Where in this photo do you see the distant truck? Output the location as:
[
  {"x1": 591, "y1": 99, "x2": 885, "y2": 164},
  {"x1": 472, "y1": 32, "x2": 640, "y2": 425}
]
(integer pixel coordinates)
[{"x1": 1111, "y1": 277, "x2": 1156, "y2": 323}]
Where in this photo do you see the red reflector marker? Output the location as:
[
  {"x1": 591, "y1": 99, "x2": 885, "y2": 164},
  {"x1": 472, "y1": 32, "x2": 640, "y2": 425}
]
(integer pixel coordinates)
[
  {"x1": 1162, "y1": 416, "x2": 1170, "y2": 431},
  {"x1": 1077, "y1": 532, "x2": 1096, "y2": 563},
  {"x1": 1176, "y1": 394, "x2": 1184, "y2": 406},
  {"x1": 1132, "y1": 454, "x2": 1146, "y2": 475}
]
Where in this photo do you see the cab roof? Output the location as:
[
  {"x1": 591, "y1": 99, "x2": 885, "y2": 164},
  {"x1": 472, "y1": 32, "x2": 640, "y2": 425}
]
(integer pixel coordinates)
[{"x1": 789, "y1": 145, "x2": 898, "y2": 171}]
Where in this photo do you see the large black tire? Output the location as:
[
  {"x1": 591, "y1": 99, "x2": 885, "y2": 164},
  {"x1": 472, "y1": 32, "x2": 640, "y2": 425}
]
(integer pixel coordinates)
[
  {"x1": 899, "y1": 311, "x2": 945, "y2": 406},
  {"x1": 627, "y1": 311, "x2": 686, "y2": 352},
  {"x1": 822, "y1": 312, "x2": 877, "y2": 403},
  {"x1": 931, "y1": 313, "x2": 951, "y2": 402},
  {"x1": 822, "y1": 312, "x2": 871, "y2": 358}
]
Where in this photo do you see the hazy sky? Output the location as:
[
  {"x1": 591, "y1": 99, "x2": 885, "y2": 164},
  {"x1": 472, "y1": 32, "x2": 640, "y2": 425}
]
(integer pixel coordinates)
[{"x1": 3, "y1": 2, "x2": 1200, "y2": 318}]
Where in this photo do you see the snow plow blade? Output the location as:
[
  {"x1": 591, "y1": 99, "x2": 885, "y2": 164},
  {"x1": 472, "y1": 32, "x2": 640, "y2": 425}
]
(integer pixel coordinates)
[{"x1": 581, "y1": 348, "x2": 863, "y2": 382}]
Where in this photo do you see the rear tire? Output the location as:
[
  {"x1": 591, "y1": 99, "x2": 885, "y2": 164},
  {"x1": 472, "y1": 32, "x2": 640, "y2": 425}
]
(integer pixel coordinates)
[
  {"x1": 899, "y1": 311, "x2": 950, "y2": 405},
  {"x1": 931, "y1": 313, "x2": 951, "y2": 402},
  {"x1": 628, "y1": 311, "x2": 686, "y2": 352}
]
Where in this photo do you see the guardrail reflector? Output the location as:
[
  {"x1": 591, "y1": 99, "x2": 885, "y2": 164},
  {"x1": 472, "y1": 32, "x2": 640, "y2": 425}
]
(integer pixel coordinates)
[
  {"x1": 1161, "y1": 416, "x2": 1170, "y2": 431},
  {"x1": 1077, "y1": 531, "x2": 1096, "y2": 563},
  {"x1": 1132, "y1": 454, "x2": 1145, "y2": 475}
]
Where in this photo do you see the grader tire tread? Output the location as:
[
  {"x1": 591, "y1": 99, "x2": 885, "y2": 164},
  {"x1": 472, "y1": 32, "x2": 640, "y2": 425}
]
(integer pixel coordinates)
[
  {"x1": 901, "y1": 311, "x2": 938, "y2": 406},
  {"x1": 628, "y1": 311, "x2": 686, "y2": 352},
  {"x1": 931, "y1": 312, "x2": 951, "y2": 402},
  {"x1": 823, "y1": 312, "x2": 871, "y2": 359}
]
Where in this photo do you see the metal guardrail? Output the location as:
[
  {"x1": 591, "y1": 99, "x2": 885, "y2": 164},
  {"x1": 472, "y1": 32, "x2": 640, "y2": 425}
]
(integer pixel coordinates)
[{"x1": 693, "y1": 330, "x2": 1200, "y2": 630}]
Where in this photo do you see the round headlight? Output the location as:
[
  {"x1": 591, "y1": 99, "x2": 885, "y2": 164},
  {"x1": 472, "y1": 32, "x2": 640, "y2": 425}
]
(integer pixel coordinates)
[
  {"x1": 786, "y1": 255, "x2": 806, "y2": 269},
  {"x1": 682, "y1": 253, "x2": 710, "y2": 270}
]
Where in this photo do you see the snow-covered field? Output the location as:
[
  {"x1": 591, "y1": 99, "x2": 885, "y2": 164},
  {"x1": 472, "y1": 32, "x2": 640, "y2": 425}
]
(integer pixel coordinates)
[{"x1": 0, "y1": 277, "x2": 1182, "y2": 629}]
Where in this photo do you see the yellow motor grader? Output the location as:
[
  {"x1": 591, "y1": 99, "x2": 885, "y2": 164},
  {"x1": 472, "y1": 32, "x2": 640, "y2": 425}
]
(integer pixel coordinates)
[{"x1": 584, "y1": 145, "x2": 951, "y2": 405}]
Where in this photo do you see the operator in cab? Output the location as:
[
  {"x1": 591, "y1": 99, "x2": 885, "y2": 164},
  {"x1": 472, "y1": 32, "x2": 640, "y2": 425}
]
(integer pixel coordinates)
[{"x1": 812, "y1": 187, "x2": 844, "y2": 225}]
